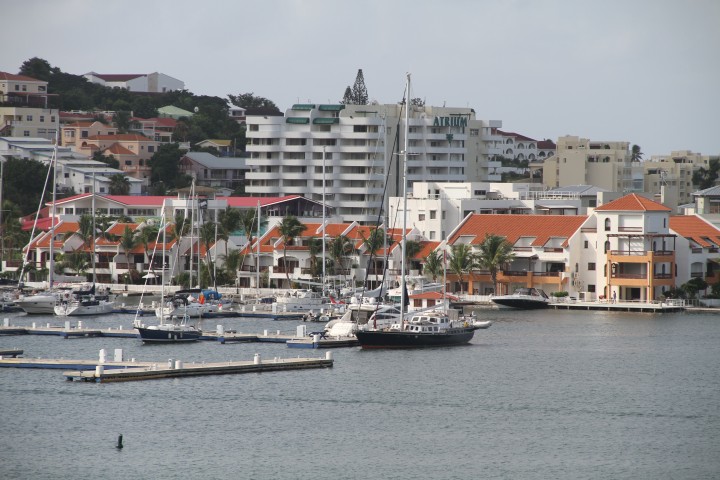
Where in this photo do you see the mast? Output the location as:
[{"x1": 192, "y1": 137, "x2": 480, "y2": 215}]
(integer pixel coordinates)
[
  {"x1": 189, "y1": 179, "x2": 195, "y2": 288},
  {"x1": 399, "y1": 73, "x2": 410, "y2": 318},
  {"x1": 91, "y1": 170, "x2": 96, "y2": 285},
  {"x1": 49, "y1": 131, "x2": 59, "y2": 289},
  {"x1": 322, "y1": 146, "x2": 326, "y2": 293},
  {"x1": 256, "y1": 200, "x2": 261, "y2": 293},
  {"x1": 160, "y1": 203, "x2": 167, "y2": 324}
]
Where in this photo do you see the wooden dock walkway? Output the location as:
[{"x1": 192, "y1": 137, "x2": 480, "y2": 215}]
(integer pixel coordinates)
[
  {"x1": 63, "y1": 354, "x2": 333, "y2": 383},
  {"x1": 549, "y1": 300, "x2": 685, "y2": 313}
]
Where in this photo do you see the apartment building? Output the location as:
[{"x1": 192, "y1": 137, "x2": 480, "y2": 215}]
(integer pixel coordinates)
[
  {"x1": 542, "y1": 135, "x2": 644, "y2": 193},
  {"x1": 0, "y1": 72, "x2": 58, "y2": 141},
  {"x1": 83, "y1": 72, "x2": 184, "y2": 93},
  {"x1": 245, "y1": 102, "x2": 503, "y2": 223},
  {"x1": 642, "y1": 150, "x2": 716, "y2": 211}
]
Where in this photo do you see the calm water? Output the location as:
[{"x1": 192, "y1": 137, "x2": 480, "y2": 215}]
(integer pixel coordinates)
[{"x1": 1, "y1": 308, "x2": 719, "y2": 479}]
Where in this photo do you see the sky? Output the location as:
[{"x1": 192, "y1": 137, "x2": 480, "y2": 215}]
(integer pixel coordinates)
[{"x1": 3, "y1": 0, "x2": 719, "y2": 157}]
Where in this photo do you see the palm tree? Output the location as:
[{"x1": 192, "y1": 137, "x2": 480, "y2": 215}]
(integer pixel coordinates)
[
  {"x1": 217, "y1": 207, "x2": 241, "y2": 259},
  {"x1": 199, "y1": 220, "x2": 217, "y2": 288},
  {"x1": 329, "y1": 234, "x2": 355, "y2": 282},
  {"x1": 119, "y1": 226, "x2": 138, "y2": 280},
  {"x1": 277, "y1": 215, "x2": 305, "y2": 287},
  {"x1": 403, "y1": 239, "x2": 423, "y2": 276},
  {"x1": 307, "y1": 237, "x2": 323, "y2": 281},
  {"x1": 108, "y1": 174, "x2": 131, "y2": 195},
  {"x1": 631, "y1": 144, "x2": 644, "y2": 162},
  {"x1": 422, "y1": 250, "x2": 444, "y2": 284},
  {"x1": 136, "y1": 225, "x2": 159, "y2": 265},
  {"x1": 448, "y1": 244, "x2": 474, "y2": 293},
  {"x1": 221, "y1": 249, "x2": 242, "y2": 287},
  {"x1": 475, "y1": 233, "x2": 515, "y2": 295}
]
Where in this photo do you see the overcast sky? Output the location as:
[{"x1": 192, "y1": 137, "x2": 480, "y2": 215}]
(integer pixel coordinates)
[{"x1": 4, "y1": 0, "x2": 719, "y2": 156}]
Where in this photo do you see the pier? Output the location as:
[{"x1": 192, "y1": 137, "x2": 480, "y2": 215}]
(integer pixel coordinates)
[{"x1": 548, "y1": 300, "x2": 685, "y2": 313}]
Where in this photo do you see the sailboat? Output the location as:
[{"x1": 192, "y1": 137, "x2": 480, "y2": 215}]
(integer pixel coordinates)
[
  {"x1": 54, "y1": 172, "x2": 114, "y2": 316},
  {"x1": 135, "y1": 205, "x2": 201, "y2": 343},
  {"x1": 354, "y1": 74, "x2": 479, "y2": 349},
  {"x1": 16, "y1": 132, "x2": 65, "y2": 314}
]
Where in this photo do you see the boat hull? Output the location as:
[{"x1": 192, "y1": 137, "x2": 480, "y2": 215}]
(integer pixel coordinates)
[
  {"x1": 136, "y1": 326, "x2": 201, "y2": 343},
  {"x1": 491, "y1": 297, "x2": 549, "y2": 309},
  {"x1": 54, "y1": 300, "x2": 115, "y2": 316},
  {"x1": 355, "y1": 327, "x2": 476, "y2": 349},
  {"x1": 16, "y1": 296, "x2": 57, "y2": 314}
]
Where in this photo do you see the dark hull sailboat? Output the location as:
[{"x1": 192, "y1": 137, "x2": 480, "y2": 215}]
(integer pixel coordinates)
[
  {"x1": 136, "y1": 321, "x2": 201, "y2": 343},
  {"x1": 355, "y1": 325, "x2": 476, "y2": 349}
]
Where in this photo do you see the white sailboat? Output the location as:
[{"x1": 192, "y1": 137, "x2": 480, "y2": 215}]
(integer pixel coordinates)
[{"x1": 54, "y1": 172, "x2": 114, "y2": 316}]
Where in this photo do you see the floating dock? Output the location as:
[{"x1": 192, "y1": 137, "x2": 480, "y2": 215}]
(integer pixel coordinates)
[
  {"x1": 64, "y1": 355, "x2": 333, "y2": 383},
  {"x1": 287, "y1": 336, "x2": 359, "y2": 349},
  {"x1": 549, "y1": 301, "x2": 685, "y2": 313}
]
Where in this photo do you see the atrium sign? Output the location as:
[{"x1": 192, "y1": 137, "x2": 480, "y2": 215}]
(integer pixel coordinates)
[{"x1": 433, "y1": 116, "x2": 467, "y2": 127}]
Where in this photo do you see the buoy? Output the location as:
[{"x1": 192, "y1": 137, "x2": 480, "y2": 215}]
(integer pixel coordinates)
[{"x1": 116, "y1": 434, "x2": 124, "y2": 449}]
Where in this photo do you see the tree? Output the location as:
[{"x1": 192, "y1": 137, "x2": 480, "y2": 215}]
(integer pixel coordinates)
[
  {"x1": 113, "y1": 111, "x2": 132, "y2": 133},
  {"x1": 422, "y1": 250, "x2": 444, "y2": 284},
  {"x1": 2, "y1": 157, "x2": 52, "y2": 215},
  {"x1": 351, "y1": 69, "x2": 369, "y2": 105},
  {"x1": 692, "y1": 158, "x2": 720, "y2": 190},
  {"x1": 402, "y1": 239, "x2": 423, "y2": 275},
  {"x1": 475, "y1": 233, "x2": 515, "y2": 295},
  {"x1": 119, "y1": 226, "x2": 138, "y2": 269},
  {"x1": 149, "y1": 143, "x2": 184, "y2": 187},
  {"x1": 64, "y1": 214, "x2": 95, "y2": 253},
  {"x1": 631, "y1": 144, "x2": 644, "y2": 162},
  {"x1": 92, "y1": 151, "x2": 119, "y2": 169},
  {"x1": 410, "y1": 97, "x2": 425, "y2": 107},
  {"x1": 217, "y1": 207, "x2": 241, "y2": 260},
  {"x1": 108, "y1": 174, "x2": 131, "y2": 195},
  {"x1": 329, "y1": 234, "x2": 355, "y2": 282},
  {"x1": 227, "y1": 93, "x2": 280, "y2": 112},
  {"x1": 19, "y1": 57, "x2": 53, "y2": 81},
  {"x1": 277, "y1": 215, "x2": 306, "y2": 286},
  {"x1": 340, "y1": 69, "x2": 369, "y2": 105},
  {"x1": 448, "y1": 244, "x2": 474, "y2": 293},
  {"x1": 199, "y1": 220, "x2": 217, "y2": 288},
  {"x1": 307, "y1": 237, "x2": 323, "y2": 280}
]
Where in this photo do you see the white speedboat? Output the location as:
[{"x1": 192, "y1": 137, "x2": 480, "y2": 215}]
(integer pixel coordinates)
[
  {"x1": 54, "y1": 285, "x2": 115, "y2": 316},
  {"x1": 491, "y1": 287, "x2": 551, "y2": 309},
  {"x1": 16, "y1": 292, "x2": 59, "y2": 314}
]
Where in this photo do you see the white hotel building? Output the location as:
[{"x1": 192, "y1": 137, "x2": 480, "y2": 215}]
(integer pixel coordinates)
[{"x1": 245, "y1": 103, "x2": 503, "y2": 223}]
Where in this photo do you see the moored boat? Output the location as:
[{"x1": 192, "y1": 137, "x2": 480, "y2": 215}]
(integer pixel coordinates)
[
  {"x1": 491, "y1": 287, "x2": 550, "y2": 309},
  {"x1": 136, "y1": 314, "x2": 200, "y2": 343}
]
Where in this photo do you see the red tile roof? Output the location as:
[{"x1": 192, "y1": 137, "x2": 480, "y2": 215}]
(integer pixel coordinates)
[
  {"x1": 448, "y1": 214, "x2": 588, "y2": 248},
  {"x1": 0, "y1": 72, "x2": 43, "y2": 82},
  {"x1": 669, "y1": 216, "x2": 720, "y2": 248},
  {"x1": 105, "y1": 143, "x2": 135, "y2": 155},
  {"x1": 595, "y1": 193, "x2": 671, "y2": 212},
  {"x1": 86, "y1": 134, "x2": 152, "y2": 142}
]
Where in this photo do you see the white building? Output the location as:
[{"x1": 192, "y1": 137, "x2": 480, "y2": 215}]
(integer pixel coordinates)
[
  {"x1": 245, "y1": 102, "x2": 503, "y2": 223},
  {"x1": 83, "y1": 72, "x2": 184, "y2": 93}
]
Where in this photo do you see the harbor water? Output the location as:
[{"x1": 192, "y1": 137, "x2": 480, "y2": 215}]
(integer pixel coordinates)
[{"x1": 1, "y1": 307, "x2": 719, "y2": 479}]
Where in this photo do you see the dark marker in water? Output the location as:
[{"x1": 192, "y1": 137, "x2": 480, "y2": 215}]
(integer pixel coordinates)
[{"x1": 116, "y1": 434, "x2": 123, "y2": 449}]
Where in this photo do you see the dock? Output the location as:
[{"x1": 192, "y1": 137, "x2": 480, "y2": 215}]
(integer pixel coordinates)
[
  {"x1": 548, "y1": 300, "x2": 685, "y2": 313},
  {"x1": 0, "y1": 349, "x2": 23, "y2": 357}
]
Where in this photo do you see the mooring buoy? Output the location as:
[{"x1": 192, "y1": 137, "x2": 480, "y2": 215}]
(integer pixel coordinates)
[{"x1": 116, "y1": 434, "x2": 123, "y2": 449}]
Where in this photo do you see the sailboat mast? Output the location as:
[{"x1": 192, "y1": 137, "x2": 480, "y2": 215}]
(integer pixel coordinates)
[
  {"x1": 400, "y1": 74, "x2": 410, "y2": 318},
  {"x1": 49, "y1": 131, "x2": 59, "y2": 289},
  {"x1": 256, "y1": 200, "x2": 260, "y2": 291},
  {"x1": 189, "y1": 180, "x2": 195, "y2": 288},
  {"x1": 322, "y1": 146, "x2": 326, "y2": 292},
  {"x1": 91, "y1": 170, "x2": 96, "y2": 285}
]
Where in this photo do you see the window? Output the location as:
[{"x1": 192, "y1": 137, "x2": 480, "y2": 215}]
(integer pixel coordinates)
[
  {"x1": 588, "y1": 263, "x2": 596, "y2": 271},
  {"x1": 23, "y1": 130, "x2": 30, "y2": 137},
  {"x1": 40, "y1": 116, "x2": 45, "y2": 122},
  {"x1": 588, "y1": 284, "x2": 596, "y2": 293},
  {"x1": 148, "y1": 146, "x2": 155, "y2": 153},
  {"x1": 429, "y1": 231, "x2": 436, "y2": 239},
  {"x1": 604, "y1": 218, "x2": 611, "y2": 231},
  {"x1": 584, "y1": 240, "x2": 589, "y2": 248},
  {"x1": 26, "y1": 115, "x2": 33, "y2": 121},
  {"x1": 418, "y1": 214, "x2": 425, "y2": 221},
  {"x1": 125, "y1": 160, "x2": 132, "y2": 166},
  {"x1": 430, "y1": 210, "x2": 437, "y2": 219}
]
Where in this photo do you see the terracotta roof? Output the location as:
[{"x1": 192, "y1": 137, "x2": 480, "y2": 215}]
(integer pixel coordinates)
[
  {"x1": 448, "y1": 214, "x2": 587, "y2": 248},
  {"x1": 86, "y1": 134, "x2": 152, "y2": 142},
  {"x1": 496, "y1": 130, "x2": 537, "y2": 142},
  {"x1": 104, "y1": 143, "x2": 135, "y2": 155},
  {"x1": 0, "y1": 72, "x2": 44, "y2": 82},
  {"x1": 669, "y1": 216, "x2": 720, "y2": 248},
  {"x1": 537, "y1": 139, "x2": 556, "y2": 149},
  {"x1": 415, "y1": 241, "x2": 441, "y2": 260},
  {"x1": 107, "y1": 222, "x2": 140, "y2": 236},
  {"x1": 595, "y1": 193, "x2": 671, "y2": 212},
  {"x1": 410, "y1": 291, "x2": 458, "y2": 301}
]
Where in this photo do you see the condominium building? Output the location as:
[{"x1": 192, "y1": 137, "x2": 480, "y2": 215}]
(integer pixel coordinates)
[
  {"x1": 642, "y1": 150, "x2": 715, "y2": 210},
  {"x1": 245, "y1": 103, "x2": 502, "y2": 223},
  {"x1": 541, "y1": 135, "x2": 644, "y2": 193},
  {"x1": 0, "y1": 72, "x2": 58, "y2": 141}
]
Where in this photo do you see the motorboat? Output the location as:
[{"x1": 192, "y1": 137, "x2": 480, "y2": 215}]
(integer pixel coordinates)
[
  {"x1": 54, "y1": 284, "x2": 114, "y2": 316},
  {"x1": 16, "y1": 292, "x2": 60, "y2": 314},
  {"x1": 272, "y1": 289, "x2": 332, "y2": 313},
  {"x1": 323, "y1": 296, "x2": 402, "y2": 338},
  {"x1": 491, "y1": 287, "x2": 551, "y2": 309}
]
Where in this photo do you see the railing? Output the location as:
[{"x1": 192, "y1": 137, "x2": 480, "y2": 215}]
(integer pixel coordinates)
[
  {"x1": 532, "y1": 271, "x2": 561, "y2": 277},
  {"x1": 618, "y1": 227, "x2": 643, "y2": 232},
  {"x1": 653, "y1": 273, "x2": 673, "y2": 279},
  {"x1": 502, "y1": 270, "x2": 528, "y2": 277},
  {"x1": 611, "y1": 273, "x2": 647, "y2": 279},
  {"x1": 543, "y1": 247, "x2": 563, "y2": 253},
  {"x1": 690, "y1": 272, "x2": 704, "y2": 278},
  {"x1": 512, "y1": 247, "x2": 532, "y2": 252}
]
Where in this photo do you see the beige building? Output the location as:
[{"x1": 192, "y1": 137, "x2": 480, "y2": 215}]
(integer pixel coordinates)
[
  {"x1": 77, "y1": 133, "x2": 159, "y2": 184},
  {"x1": 541, "y1": 135, "x2": 643, "y2": 193},
  {"x1": 642, "y1": 150, "x2": 714, "y2": 210},
  {"x1": 0, "y1": 72, "x2": 58, "y2": 141},
  {"x1": 61, "y1": 121, "x2": 118, "y2": 148}
]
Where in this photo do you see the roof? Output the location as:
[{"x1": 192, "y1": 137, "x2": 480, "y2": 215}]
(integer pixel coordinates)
[
  {"x1": 197, "y1": 139, "x2": 232, "y2": 147},
  {"x1": 183, "y1": 152, "x2": 248, "y2": 169},
  {"x1": 86, "y1": 134, "x2": 153, "y2": 142},
  {"x1": 496, "y1": 130, "x2": 537, "y2": 142},
  {"x1": 693, "y1": 185, "x2": 720, "y2": 197},
  {"x1": 448, "y1": 214, "x2": 588, "y2": 248},
  {"x1": 104, "y1": 143, "x2": 135, "y2": 155},
  {"x1": 669, "y1": 216, "x2": 720, "y2": 248},
  {"x1": 546, "y1": 185, "x2": 607, "y2": 195},
  {"x1": 0, "y1": 72, "x2": 44, "y2": 82},
  {"x1": 595, "y1": 193, "x2": 671, "y2": 212},
  {"x1": 158, "y1": 105, "x2": 194, "y2": 116},
  {"x1": 88, "y1": 73, "x2": 146, "y2": 82},
  {"x1": 536, "y1": 139, "x2": 556, "y2": 149}
]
